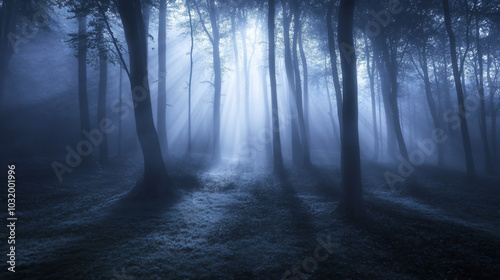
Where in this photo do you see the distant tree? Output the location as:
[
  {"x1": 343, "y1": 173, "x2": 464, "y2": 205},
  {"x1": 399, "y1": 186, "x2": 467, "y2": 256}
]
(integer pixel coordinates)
[
  {"x1": 268, "y1": 0, "x2": 284, "y2": 175},
  {"x1": 157, "y1": 0, "x2": 169, "y2": 161}
]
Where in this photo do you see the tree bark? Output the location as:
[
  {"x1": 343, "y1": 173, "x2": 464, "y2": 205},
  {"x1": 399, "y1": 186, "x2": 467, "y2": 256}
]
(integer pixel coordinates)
[
  {"x1": 282, "y1": 0, "x2": 302, "y2": 166},
  {"x1": 208, "y1": 0, "x2": 222, "y2": 162},
  {"x1": 326, "y1": 1, "x2": 343, "y2": 144},
  {"x1": 77, "y1": 14, "x2": 91, "y2": 142},
  {"x1": 365, "y1": 36, "x2": 379, "y2": 161},
  {"x1": 116, "y1": 0, "x2": 170, "y2": 196},
  {"x1": 298, "y1": 23, "x2": 310, "y2": 150},
  {"x1": 240, "y1": 10, "x2": 251, "y2": 144},
  {"x1": 157, "y1": 0, "x2": 169, "y2": 161},
  {"x1": 442, "y1": 0, "x2": 476, "y2": 180},
  {"x1": 336, "y1": 0, "x2": 364, "y2": 219},
  {"x1": 475, "y1": 14, "x2": 493, "y2": 174},
  {"x1": 186, "y1": 0, "x2": 194, "y2": 157},
  {"x1": 269, "y1": 0, "x2": 284, "y2": 175},
  {"x1": 292, "y1": 0, "x2": 311, "y2": 166},
  {"x1": 487, "y1": 46, "x2": 498, "y2": 163},
  {"x1": 98, "y1": 52, "x2": 108, "y2": 163}
]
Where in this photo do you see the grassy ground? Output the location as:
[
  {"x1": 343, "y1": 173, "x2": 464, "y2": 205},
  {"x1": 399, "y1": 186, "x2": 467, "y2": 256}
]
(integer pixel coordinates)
[{"x1": 1, "y1": 156, "x2": 499, "y2": 280}]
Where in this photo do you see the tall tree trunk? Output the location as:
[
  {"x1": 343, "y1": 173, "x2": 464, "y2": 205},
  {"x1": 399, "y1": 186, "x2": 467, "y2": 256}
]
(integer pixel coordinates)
[
  {"x1": 240, "y1": 10, "x2": 251, "y2": 144},
  {"x1": 487, "y1": 47, "x2": 498, "y2": 163},
  {"x1": 292, "y1": 0, "x2": 311, "y2": 166},
  {"x1": 365, "y1": 37, "x2": 379, "y2": 161},
  {"x1": 268, "y1": 0, "x2": 284, "y2": 174},
  {"x1": 442, "y1": 0, "x2": 476, "y2": 180},
  {"x1": 116, "y1": 0, "x2": 170, "y2": 196},
  {"x1": 209, "y1": 0, "x2": 222, "y2": 162},
  {"x1": 475, "y1": 15, "x2": 493, "y2": 174},
  {"x1": 385, "y1": 45, "x2": 408, "y2": 160},
  {"x1": 230, "y1": 11, "x2": 242, "y2": 144},
  {"x1": 282, "y1": 0, "x2": 302, "y2": 166},
  {"x1": 431, "y1": 52, "x2": 445, "y2": 165},
  {"x1": 77, "y1": 14, "x2": 91, "y2": 142},
  {"x1": 420, "y1": 45, "x2": 443, "y2": 164},
  {"x1": 157, "y1": 0, "x2": 169, "y2": 161},
  {"x1": 98, "y1": 53, "x2": 108, "y2": 163},
  {"x1": 0, "y1": 0, "x2": 16, "y2": 109},
  {"x1": 336, "y1": 0, "x2": 363, "y2": 219},
  {"x1": 325, "y1": 58, "x2": 340, "y2": 149},
  {"x1": 326, "y1": 1, "x2": 343, "y2": 144},
  {"x1": 187, "y1": 0, "x2": 194, "y2": 157},
  {"x1": 118, "y1": 66, "x2": 123, "y2": 157},
  {"x1": 298, "y1": 24, "x2": 310, "y2": 148}
]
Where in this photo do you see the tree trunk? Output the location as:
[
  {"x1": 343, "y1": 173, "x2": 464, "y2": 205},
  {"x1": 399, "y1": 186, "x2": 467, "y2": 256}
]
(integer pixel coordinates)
[
  {"x1": 209, "y1": 0, "x2": 222, "y2": 162},
  {"x1": 240, "y1": 10, "x2": 251, "y2": 144},
  {"x1": 118, "y1": 66, "x2": 123, "y2": 157},
  {"x1": 282, "y1": 0, "x2": 302, "y2": 166},
  {"x1": 116, "y1": 0, "x2": 170, "y2": 196},
  {"x1": 157, "y1": 0, "x2": 169, "y2": 161},
  {"x1": 77, "y1": 14, "x2": 91, "y2": 142},
  {"x1": 292, "y1": 0, "x2": 311, "y2": 166},
  {"x1": 487, "y1": 47, "x2": 498, "y2": 163},
  {"x1": 365, "y1": 37, "x2": 379, "y2": 161},
  {"x1": 98, "y1": 53, "x2": 108, "y2": 163},
  {"x1": 186, "y1": 0, "x2": 194, "y2": 157},
  {"x1": 420, "y1": 45, "x2": 443, "y2": 164},
  {"x1": 298, "y1": 24, "x2": 310, "y2": 149},
  {"x1": 326, "y1": 1, "x2": 343, "y2": 144},
  {"x1": 442, "y1": 0, "x2": 475, "y2": 180},
  {"x1": 475, "y1": 15, "x2": 493, "y2": 174},
  {"x1": 268, "y1": 0, "x2": 284, "y2": 175},
  {"x1": 336, "y1": 0, "x2": 363, "y2": 219},
  {"x1": 230, "y1": 11, "x2": 242, "y2": 144}
]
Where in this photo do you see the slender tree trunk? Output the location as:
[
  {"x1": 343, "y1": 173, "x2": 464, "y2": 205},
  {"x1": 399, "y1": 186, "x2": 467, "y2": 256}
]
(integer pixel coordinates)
[
  {"x1": 269, "y1": 0, "x2": 284, "y2": 174},
  {"x1": 336, "y1": 0, "x2": 363, "y2": 219},
  {"x1": 230, "y1": 11, "x2": 242, "y2": 144},
  {"x1": 386, "y1": 46, "x2": 408, "y2": 160},
  {"x1": 365, "y1": 37, "x2": 379, "y2": 161},
  {"x1": 292, "y1": 0, "x2": 311, "y2": 166},
  {"x1": 98, "y1": 54, "x2": 108, "y2": 163},
  {"x1": 116, "y1": 0, "x2": 170, "y2": 196},
  {"x1": 475, "y1": 15, "x2": 493, "y2": 174},
  {"x1": 325, "y1": 59, "x2": 340, "y2": 149},
  {"x1": 240, "y1": 10, "x2": 251, "y2": 144},
  {"x1": 487, "y1": 47, "x2": 498, "y2": 163},
  {"x1": 282, "y1": 0, "x2": 302, "y2": 166},
  {"x1": 442, "y1": 0, "x2": 475, "y2": 180},
  {"x1": 118, "y1": 66, "x2": 123, "y2": 157},
  {"x1": 298, "y1": 24, "x2": 310, "y2": 148},
  {"x1": 187, "y1": 0, "x2": 194, "y2": 156},
  {"x1": 327, "y1": 1, "x2": 343, "y2": 143},
  {"x1": 77, "y1": 14, "x2": 91, "y2": 142},
  {"x1": 420, "y1": 45, "x2": 443, "y2": 164},
  {"x1": 431, "y1": 52, "x2": 445, "y2": 165},
  {"x1": 157, "y1": 0, "x2": 169, "y2": 161},
  {"x1": 208, "y1": 0, "x2": 222, "y2": 162}
]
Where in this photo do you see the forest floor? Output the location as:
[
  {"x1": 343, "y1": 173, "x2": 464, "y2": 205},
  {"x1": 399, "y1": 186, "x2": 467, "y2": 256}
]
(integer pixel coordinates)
[{"x1": 2, "y1": 155, "x2": 500, "y2": 280}]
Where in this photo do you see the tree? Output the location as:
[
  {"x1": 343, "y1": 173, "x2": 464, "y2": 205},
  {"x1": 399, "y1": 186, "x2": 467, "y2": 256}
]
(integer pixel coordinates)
[
  {"x1": 292, "y1": 0, "x2": 311, "y2": 166},
  {"x1": 96, "y1": 22, "x2": 109, "y2": 163},
  {"x1": 268, "y1": 0, "x2": 284, "y2": 175},
  {"x1": 77, "y1": 10, "x2": 91, "y2": 145},
  {"x1": 195, "y1": 0, "x2": 222, "y2": 162},
  {"x1": 115, "y1": 0, "x2": 170, "y2": 196},
  {"x1": 336, "y1": 0, "x2": 363, "y2": 219},
  {"x1": 186, "y1": 0, "x2": 195, "y2": 157},
  {"x1": 157, "y1": 0, "x2": 169, "y2": 161},
  {"x1": 442, "y1": 0, "x2": 476, "y2": 180}
]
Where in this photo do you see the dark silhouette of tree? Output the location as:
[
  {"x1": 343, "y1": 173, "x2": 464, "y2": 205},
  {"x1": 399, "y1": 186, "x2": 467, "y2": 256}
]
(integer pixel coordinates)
[
  {"x1": 157, "y1": 0, "x2": 169, "y2": 161},
  {"x1": 442, "y1": 0, "x2": 476, "y2": 180},
  {"x1": 336, "y1": 0, "x2": 363, "y2": 219},
  {"x1": 268, "y1": 0, "x2": 284, "y2": 175},
  {"x1": 115, "y1": 0, "x2": 170, "y2": 196}
]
